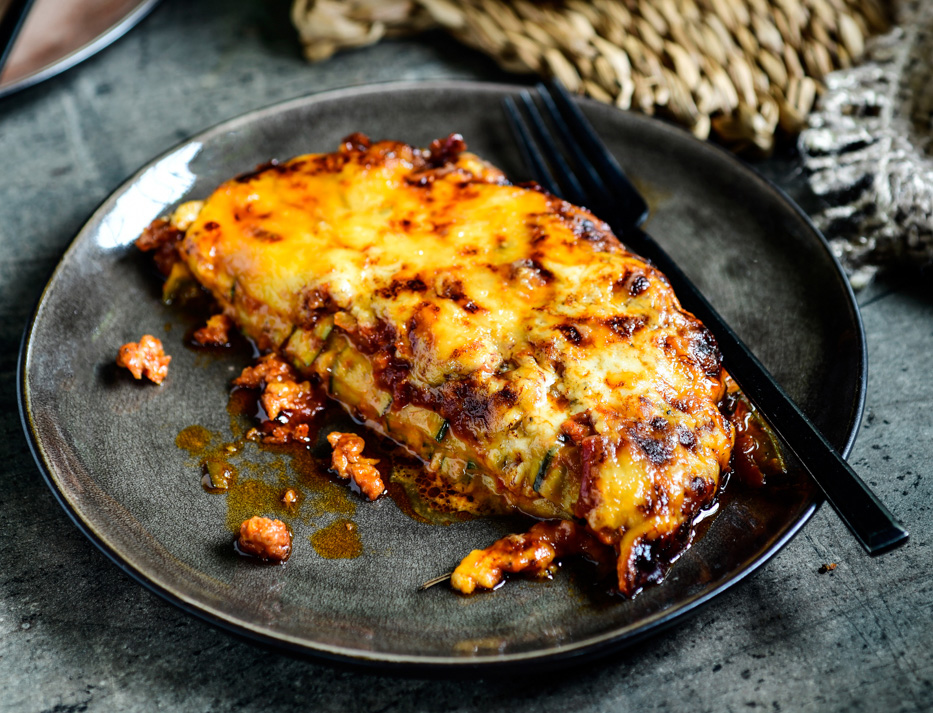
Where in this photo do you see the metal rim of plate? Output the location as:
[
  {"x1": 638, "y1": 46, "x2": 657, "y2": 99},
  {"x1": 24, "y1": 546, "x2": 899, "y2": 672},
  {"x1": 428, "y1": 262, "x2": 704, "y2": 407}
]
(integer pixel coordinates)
[
  {"x1": 18, "y1": 79, "x2": 867, "y2": 674},
  {"x1": 0, "y1": 0, "x2": 161, "y2": 100}
]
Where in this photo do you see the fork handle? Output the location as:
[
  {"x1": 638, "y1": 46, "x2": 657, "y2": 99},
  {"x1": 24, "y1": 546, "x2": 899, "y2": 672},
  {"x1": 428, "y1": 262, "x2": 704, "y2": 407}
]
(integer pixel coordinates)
[{"x1": 624, "y1": 226, "x2": 908, "y2": 555}]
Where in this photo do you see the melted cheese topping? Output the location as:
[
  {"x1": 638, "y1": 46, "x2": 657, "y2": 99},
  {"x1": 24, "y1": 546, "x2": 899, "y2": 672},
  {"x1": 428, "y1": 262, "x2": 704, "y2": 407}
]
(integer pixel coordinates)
[{"x1": 177, "y1": 135, "x2": 735, "y2": 594}]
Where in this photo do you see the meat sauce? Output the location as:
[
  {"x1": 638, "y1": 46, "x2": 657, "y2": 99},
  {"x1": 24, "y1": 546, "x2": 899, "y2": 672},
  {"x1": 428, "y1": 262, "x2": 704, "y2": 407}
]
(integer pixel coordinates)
[
  {"x1": 173, "y1": 345, "x2": 501, "y2": 564},
  {"x1": 174, "y1": 330, "x2": 782, "y2": 589}
]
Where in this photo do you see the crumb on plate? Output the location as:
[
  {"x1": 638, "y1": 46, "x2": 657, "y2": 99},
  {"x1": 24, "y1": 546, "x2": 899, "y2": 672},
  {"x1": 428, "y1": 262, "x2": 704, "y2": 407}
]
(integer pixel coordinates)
[
  {"x1": 237, "y1": 516, "x2": 291, "y2": 562},
  {"x1": 116, "y1": 335, "x2": 171, "y2": 384},
  {"x1": 192, "y1": 314, "x2": 234, "y2": 346}
]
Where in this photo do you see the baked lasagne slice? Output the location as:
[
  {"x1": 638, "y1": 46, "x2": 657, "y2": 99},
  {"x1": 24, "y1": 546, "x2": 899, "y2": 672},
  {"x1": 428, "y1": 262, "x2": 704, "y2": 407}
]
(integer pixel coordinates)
[{"x1": 158, "y1": 133, "x2": 735, "y2": 596}]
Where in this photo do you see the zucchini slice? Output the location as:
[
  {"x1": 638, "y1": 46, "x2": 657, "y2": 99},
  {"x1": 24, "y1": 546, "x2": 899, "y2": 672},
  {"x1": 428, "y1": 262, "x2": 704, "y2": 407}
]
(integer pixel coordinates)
[
  {"x1": 385, "y1": 403, "x2": 448, "y2": 454},
  {"x1": 325, "y1": 335, "x2": 392, "y2": 419},
  {"x1": 532, "y1": 443, "x2": 579, "y2": 513},
  {"x1": 283, "y1": 316, "x2": 334, "y2": 369}
]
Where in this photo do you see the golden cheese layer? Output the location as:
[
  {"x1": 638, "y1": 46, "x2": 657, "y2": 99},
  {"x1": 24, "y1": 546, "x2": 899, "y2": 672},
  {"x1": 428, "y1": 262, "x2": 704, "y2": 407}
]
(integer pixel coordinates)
[{"x1": 176, "y1": 134, "x2": 735, "y2": 594}]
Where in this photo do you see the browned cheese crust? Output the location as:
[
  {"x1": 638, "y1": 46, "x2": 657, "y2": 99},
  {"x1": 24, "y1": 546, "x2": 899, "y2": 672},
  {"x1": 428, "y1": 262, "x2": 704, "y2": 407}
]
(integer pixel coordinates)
[{"x1": 165, "y1": 133, "x2": 735, "y2": 595}]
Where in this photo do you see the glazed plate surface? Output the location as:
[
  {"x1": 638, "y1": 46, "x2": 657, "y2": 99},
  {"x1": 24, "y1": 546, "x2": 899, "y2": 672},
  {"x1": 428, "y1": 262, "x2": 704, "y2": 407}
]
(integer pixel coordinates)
[{"x1": 20, "y1": 81, "x2": 865, "y2": 672}]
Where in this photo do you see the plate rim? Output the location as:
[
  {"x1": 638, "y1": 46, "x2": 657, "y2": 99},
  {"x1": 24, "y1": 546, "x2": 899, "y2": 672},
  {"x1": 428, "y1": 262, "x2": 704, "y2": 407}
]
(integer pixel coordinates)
[
  {"x1": 17, "y1": 78, "x2": 867, "y2": 673},
  {"x1": 0, "y1": 0, "x2": 162, "y2": 99}
]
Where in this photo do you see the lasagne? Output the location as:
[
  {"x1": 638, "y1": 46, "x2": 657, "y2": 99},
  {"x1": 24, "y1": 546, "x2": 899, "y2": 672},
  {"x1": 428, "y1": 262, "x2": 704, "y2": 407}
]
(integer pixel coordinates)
[{"x1": 144, "y1": 133, "x2": 739, "y2": 596}]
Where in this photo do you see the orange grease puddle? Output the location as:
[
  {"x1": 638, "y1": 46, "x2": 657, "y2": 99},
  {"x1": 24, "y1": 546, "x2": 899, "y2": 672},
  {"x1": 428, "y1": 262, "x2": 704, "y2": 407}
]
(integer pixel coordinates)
[
  {"x1": 174, "y1": 385, "x2": 520, "y2": 555},
  {"x1": 310, "y1": 519, "x2": 363, "y2": 559},
  {"x1": 175, "y1": 425, "x2": 212, "y2": 454},
  {"x1": 223, "y1": 478, "x2": 306, "y2": 533}
]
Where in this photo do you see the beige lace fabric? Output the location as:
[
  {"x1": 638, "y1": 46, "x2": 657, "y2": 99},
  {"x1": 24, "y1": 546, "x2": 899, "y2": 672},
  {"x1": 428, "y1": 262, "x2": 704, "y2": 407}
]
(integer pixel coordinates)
[
  {"x1": 292, "y1": 0, "x2": 888, "y2": 154},
  {"x1": 800, "y1": 0, "x2": 933, "y2": 286}
]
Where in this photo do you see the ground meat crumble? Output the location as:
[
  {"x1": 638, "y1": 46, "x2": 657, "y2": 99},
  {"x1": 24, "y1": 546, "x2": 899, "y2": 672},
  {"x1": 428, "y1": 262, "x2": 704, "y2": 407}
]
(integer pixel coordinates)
[
  {"x1": 237, "y1": 516, "x2": 292, "y2": 562},
  {"x1": 233, "y1": 353, "x2": 296, "y2": 388},
  {"x1": 192, "y1": 314, "x2": 234, "y2": 346},
  {"x1": 116, "y1": 335, "x2": 171, "y2": 384},
  {"x1": 451, "y1": 520, "x2": 608, "y2": 594},
  {"x1": 234, "y1": 354, "x2": 324, "y2": 444},
  {"x1": 327, "y1": 431, "x2": 386, "y2": 501}
]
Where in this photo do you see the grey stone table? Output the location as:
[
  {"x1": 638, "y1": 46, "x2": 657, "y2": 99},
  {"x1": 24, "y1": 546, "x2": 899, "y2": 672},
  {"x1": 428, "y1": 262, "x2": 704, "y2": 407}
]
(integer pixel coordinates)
[{"x1": 1, "y1": 1, "x2": 930, "y2": 710}]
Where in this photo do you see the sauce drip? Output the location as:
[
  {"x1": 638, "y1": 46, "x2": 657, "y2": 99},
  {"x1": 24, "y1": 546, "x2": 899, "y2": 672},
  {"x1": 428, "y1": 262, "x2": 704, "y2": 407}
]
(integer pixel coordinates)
[
  {"x1": 263, "y1": 442, "x2": 356, "y2": 518},
  {"x1": 723, "y1": 389, "x2": 786, "y2": 487}
]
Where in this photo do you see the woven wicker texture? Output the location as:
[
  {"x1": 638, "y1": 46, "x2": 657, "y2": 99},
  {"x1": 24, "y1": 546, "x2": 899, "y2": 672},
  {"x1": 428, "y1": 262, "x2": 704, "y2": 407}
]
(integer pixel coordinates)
[{"x1": 292, "y1": 0, "x2": 889, "y2": 154}]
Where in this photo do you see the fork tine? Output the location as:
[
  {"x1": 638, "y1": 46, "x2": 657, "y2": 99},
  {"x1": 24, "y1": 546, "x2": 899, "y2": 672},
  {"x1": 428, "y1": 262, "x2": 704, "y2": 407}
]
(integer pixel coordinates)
[
  {"x1": 516, "y1": 91, "x2": 588, "y2": 207},
  {"x1": 534, "y1": 83, "x2": 615, "y2": 214},
  {"x1": 545, "y1": 80, "x2": 650, "y2": 228},
  {"x1": 502, "y1": 96, "x2": 561, "y2": 197}
]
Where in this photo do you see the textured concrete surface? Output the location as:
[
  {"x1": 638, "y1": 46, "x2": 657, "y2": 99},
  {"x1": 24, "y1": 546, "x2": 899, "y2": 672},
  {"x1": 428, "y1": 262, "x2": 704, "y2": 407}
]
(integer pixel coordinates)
[{"x1": 1, "y1": 1, "x2": 931, "y2": 710}]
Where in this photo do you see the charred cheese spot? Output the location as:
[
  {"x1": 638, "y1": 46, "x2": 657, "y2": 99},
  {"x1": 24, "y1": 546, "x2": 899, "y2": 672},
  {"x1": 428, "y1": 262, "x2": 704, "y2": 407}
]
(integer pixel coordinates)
[
  {"x1": 245, "y1": 225, "x2": 283, "y2": 242},
  {"x1": 630, "y1": 275, "x2": 651, "y2": 296},
  {"x1": 605, "y1": 314, "x2": 649, "y2": 339},
  {"x1": 556, "y1": 323, "x2": 584, "y2": 345},
  {"x1": 376, "y1": 277, "x2": 428, "y2": 300}
]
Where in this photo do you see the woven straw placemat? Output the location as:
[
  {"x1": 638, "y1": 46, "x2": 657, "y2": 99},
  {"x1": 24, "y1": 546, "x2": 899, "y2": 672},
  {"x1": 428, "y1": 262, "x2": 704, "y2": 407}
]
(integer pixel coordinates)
[{"x1": 292, "y1": 0, "x2": 889, "y2": 154}]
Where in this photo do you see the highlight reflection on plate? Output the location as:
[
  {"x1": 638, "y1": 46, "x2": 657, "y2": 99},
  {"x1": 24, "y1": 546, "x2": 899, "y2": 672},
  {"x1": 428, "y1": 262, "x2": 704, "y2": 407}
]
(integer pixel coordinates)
[{"x1": 19, "y1": 81, "x2": 865, "y2": 672}]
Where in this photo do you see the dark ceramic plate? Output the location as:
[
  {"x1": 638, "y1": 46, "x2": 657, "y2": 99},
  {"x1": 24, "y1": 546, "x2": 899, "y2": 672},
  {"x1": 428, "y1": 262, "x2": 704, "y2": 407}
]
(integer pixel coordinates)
[{"x1": 19, "y1": 81, "x2": 865, "y2": 673}]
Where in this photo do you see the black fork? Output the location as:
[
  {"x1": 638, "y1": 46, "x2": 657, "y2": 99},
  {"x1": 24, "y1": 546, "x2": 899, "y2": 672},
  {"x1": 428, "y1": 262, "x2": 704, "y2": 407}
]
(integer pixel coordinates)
[{"x1": 504, "y1": 81, "x2": 908, "y2": 556}]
